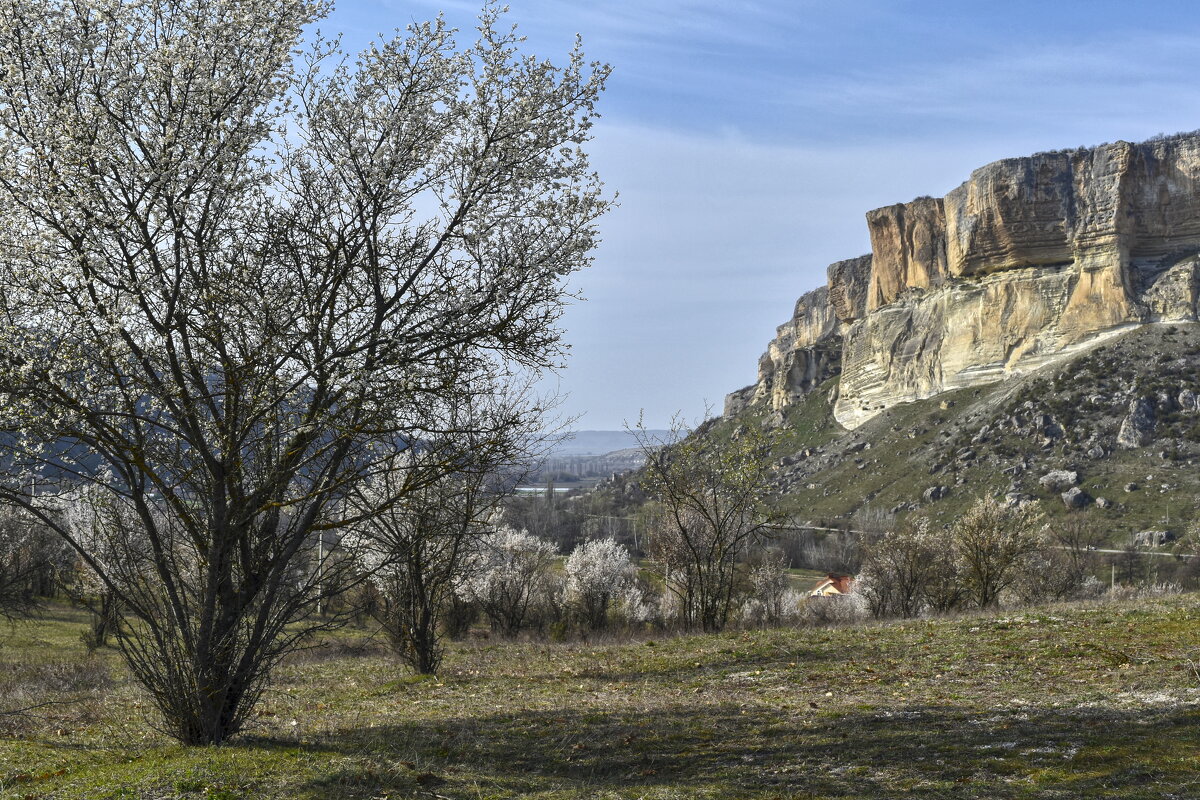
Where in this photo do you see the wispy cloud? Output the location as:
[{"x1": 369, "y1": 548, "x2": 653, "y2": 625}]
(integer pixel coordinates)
[{"x1": 323, "y1": 1, "x2": 1200, "y2": 428}]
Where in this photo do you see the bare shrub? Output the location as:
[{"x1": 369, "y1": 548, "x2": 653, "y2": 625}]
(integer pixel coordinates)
[
  {"x1": 857, "y1": 517, "x2": 953, "y2": 618},
  {"x1": 0, "y1": 507, "x2": 70, "y2": 619},
  {"x1": 636, "y1": 415, "x2": 780, "y2": 633},
  {"x1": 1029, "y1": 514, "x2": 1106, "y2": 601},
  {"x1": 742, "y1": 554, "x2": 793, "y2": 626}
]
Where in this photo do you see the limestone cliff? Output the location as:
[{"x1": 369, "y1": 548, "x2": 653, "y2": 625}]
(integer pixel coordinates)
[
  {"x1": 726, "y1": 132, "x2": 1200, "y2": 429},
  {"x1": 723, "y1": 284, "x2": 846, "y2": 418}
]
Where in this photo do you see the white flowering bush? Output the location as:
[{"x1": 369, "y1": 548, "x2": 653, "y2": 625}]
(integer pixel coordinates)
[
  {"x1": 857, "y1": 517, "x2": 958, "y2": 619},
  {"x1": 798, "y1": 592, "x2": 869, "y2": 627},
  {"x1": 564, "y1": 538, "x2": 636, "y2": 630},
  {"x1": 613, "y1": 581, "x2": 657, "y2": 626},
  {"x1": 460, "y1": 527, "x2": 559, "y2": 636}
]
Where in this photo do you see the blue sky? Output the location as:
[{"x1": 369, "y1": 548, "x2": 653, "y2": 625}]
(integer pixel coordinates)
[{"x1": 328, "y1": 1, "x2": 1200, "y2": 429}]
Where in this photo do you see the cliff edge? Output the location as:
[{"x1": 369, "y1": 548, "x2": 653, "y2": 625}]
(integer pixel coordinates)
[{"x1": 727, "y1": 132, "x2": 1200, "y2": 429}]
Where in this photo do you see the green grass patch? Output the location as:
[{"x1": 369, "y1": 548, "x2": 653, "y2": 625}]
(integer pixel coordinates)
[{"x1": 4, "y1": 597, "x2": 1200, "y2": 797}]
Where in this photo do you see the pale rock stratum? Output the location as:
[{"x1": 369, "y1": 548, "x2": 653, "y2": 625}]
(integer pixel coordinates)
[{"x1": 726, "y1": 133, "x2": 1200, "y2": 429}]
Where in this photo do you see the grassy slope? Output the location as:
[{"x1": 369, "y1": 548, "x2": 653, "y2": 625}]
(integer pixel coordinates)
[
  {"x1": 716, "y1": 324, "x2": 1200, "y2": 542},
  {"x1": 3, "y1": 599, "x2": 1200, "y2": 799}
]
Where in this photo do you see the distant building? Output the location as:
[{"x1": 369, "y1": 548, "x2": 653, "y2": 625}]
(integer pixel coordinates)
[{"x1": 809, "y1": 573, "x2": 854, "y2": 597}]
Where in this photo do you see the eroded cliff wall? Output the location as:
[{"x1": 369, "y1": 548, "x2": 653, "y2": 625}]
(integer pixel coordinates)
[
  {"x1": 726, "y1": 133, "x2": 1200, "y2": 429},
  {"x1": 835, "y1": 135, "x2": 1200, "y2": 428},
  {"x1": 723, "y1": 284, "x2": 847, "y2": 418}
]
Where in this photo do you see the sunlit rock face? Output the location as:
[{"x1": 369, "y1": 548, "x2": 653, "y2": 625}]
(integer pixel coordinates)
[
  {"x1": 737, "y1": 287, "x2": 840, "y2": 415},
  {"x1": 866, "y1": 198, "x2": 948, "y2": 311},
  {"x1": 827, "y1": 255, "x2": 872, "y2": 323},
  {"x1": 726, "y1": 133, "x2": 1200, "y2": 429},
  {"x1": 834, "y1": 134, "x2": 1200, "y2": 428}
]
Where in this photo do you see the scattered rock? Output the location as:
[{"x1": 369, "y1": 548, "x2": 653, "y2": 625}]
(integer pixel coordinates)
[
  {"x1": 923, "y1": 485, "x2": 949, "y2": 502},
  {"x1": 1124, "y1": 482, "x2": 1139, "y2": 492},
  {"x1": 1086, "y1": 446, "x2": 1106, "y2": 460},
  {"x1": 1133, "y1": 529, "x2": 1175, "y2": 547},
  {"x1": 1061, "y1": 486, "x2": 1093, "y2": 509},
  {"x1": 1117, "y1": 398, "x2": 1156, "y2": 448},
  {"x1": 1095, "y1": 497, "x2": 1112, "y2": 509},
  {"x1": 1039, "y1": 470, "x2": 1079, "y2": 492},
  {"x1": 1179, "y1": 389, "x2": 1198, "y2": 412},
  {"x1": 1004, "y1": 492, "x2": 1036, "y2": 508}
]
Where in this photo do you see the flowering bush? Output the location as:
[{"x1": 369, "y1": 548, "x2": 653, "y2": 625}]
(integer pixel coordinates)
[
  {"x1": 564, "y1": 538, "x2": 636, "y2": 630},
  {"x1": 460, "y1": 527, "x2": 558, "y2": 636}
]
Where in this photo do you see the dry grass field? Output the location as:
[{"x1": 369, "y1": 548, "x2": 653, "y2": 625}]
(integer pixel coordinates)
[{"x1": 3, "y1": 596, "x2": 1200, "y2": 799}]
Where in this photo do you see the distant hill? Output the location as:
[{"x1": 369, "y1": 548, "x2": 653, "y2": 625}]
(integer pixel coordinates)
[{"x1": 548, "y1": 430, "x2": 668, "y2": 457}]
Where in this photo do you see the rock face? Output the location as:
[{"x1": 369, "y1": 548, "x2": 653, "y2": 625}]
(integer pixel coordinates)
[
  {"x1": 750, "y1": 287, "x2": 841, "y2": 414},
  {"x1": 725, "y1": 276, "x2": 859, "y2": 419},
  {"x1": 827, "y1": 255, "x2": 872, "y2": 322},
  {"x1": 726, "y1": 133, "x2": 1200, "y2": 430},
  {"x1": 1117, "y1": 397, "x2": 1156, "y2": 448},
  {"x1": 866, "y1": 198, "x2": 947, "y2": 311},
  {"x1": 1039, "y1": 470, "x2": 1079, "y2": 492}
]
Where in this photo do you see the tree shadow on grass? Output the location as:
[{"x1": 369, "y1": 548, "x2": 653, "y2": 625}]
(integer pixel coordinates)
[{"x1": 279, "y1": 700, "x2": 1200, "y2": 799}]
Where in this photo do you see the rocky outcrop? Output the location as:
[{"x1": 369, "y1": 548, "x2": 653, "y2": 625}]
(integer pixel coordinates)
[
  {"x1": 726, "y1": 132, "x2": 1200, "y2": 430},
  {"x1": 827, "y1": 255, "x2": 872, "y2": 322},
  {"x1": 1117, "y1": 397, "x2": 1156, "y2": 448},
  {"x1": 866, "y1": 198, "x2": 947, "y2": 311},
  {"x1": 835, "y1": 134, "x2": 1200, "y2": 428},
  {"x1": 1039, "y1": 470, "x2": 1078, "y2": 492},
  {"x1": 724, "y1": 284, "x2": 846, "y2": 418}
]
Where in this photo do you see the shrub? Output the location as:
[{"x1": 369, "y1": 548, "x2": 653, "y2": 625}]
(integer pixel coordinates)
[
  {"x1": 564, "y1": 538, "x2": 637, "y2": 631},
  {"x1": 459, "y1": 527, "x2": 559, "y2": 637},
  {"x1": 798, "y1": 593, "x2": 868, "y2": 627},
  {"x1": 858, "y1": 517, "x2": 961, "y2": 618}
]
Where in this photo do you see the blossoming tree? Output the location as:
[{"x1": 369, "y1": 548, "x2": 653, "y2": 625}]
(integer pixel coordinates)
[{"x1": 0, "y1": 0, "x2": 608, "y2": 744}]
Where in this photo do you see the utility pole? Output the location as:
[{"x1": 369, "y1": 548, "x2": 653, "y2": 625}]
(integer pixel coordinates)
[{"x1": 316, "y1": 534, "x2": 324, "y2": 617}]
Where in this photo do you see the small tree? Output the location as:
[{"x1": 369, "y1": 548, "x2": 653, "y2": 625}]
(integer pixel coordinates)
[
  {"x1": 952, "y1": 498, "x2": 1046, "y2": 608},
  {"x1": 461, "y1": 527, "x2": 558, "y2": 636},
  {"x1": 858, "y1": 516, "x2": 946, "y2": 619},
  {"x1": 349, "y1": 400, "x2": 534, "y2": 674},
  {"x1": 0, "y1": 506, "x2": 66, "y2": 620},
  {"x1": 1012, "y1": 514, "x2": 1104, "y2": 604},
  {"x1": 636, "y1": 416, "x2": 780, "y2": 632},
  {"x1": 564, "y1": 537, "x2": 635, "y2": 631},
  {"x1": 744, "y1": 553, "x2": 793, "y2": 626}
]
